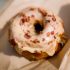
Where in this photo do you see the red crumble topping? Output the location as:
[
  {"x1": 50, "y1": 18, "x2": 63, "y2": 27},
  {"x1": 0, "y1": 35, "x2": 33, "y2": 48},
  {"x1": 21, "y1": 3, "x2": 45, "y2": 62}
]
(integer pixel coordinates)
[
  {"x1": 47, "y1": 32, "x2": 50, "y2": 36},
  {"x1": 31, "y1": 15, "x2": 35, "y2": 18},
  {"x1": 19, "y1": 19, "x2": 25, "y2": 25},
  {"x1": 42, "y1": 38, "x2": 45, "y2": 41},
  {"x1": 52, "y1": 15, "x2": 56, "y2": 21},
  {"x1": 29, "y1": 8, "x2": 34, "y2": 11},
  {"x1": 45, "y1": 20, "x2": 50, "y2": 23},
  {"x1": 25, "y1": 17, "x2": 29, "y2": 22},
  {"x1": 31, "y1": 39, "x2": 40, "y2": 43},
  {"x1": 51, "y1": 31, "x2": 54, "y2": 35},
  {"x1": 24, "y1": 33, "x2": 31, "y2": 39},
  {"x1": 47, "y1": 14, "x2": 56, "y2": 21},
  {"x1": 20, "y1": 16, "x2": 30, "y2": 25},
  {"x1": 20, "y1": 17, "x2": 27, "y2": 25},
  {"x1": 38, "y1": 8, "x2": 47, "y2": 16},
  {"x1": 27, "y1": 16, "x2": 30, "y2": 21},
  {"x1": 21, "y1": 18, "x2": 25, "y2": 23},
  {"x1": 27, "y1": 30, "x2": 30, "y2": 33},
  {"x1": 47, "y1": 14, "x2": 52, "y2": 17}
]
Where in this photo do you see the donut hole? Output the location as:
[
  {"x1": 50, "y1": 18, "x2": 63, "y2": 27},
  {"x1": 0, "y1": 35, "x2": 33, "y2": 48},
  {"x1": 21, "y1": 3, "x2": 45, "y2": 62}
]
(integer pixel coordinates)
[{"x1": 34, "y1": 21, "x2": 44, "y2": 34}]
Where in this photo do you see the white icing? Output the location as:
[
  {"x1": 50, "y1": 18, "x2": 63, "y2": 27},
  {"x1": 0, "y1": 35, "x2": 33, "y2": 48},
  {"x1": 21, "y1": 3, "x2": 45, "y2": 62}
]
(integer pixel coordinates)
[{"x1": 11, "y1": 8, "x2": 64, "y2": 56}]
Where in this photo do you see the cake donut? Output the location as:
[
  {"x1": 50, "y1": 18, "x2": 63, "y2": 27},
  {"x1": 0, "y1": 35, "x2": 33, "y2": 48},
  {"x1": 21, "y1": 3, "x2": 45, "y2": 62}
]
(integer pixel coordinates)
[{"x1": 9, "y1": 7, "x2": 67, "y2": 60}]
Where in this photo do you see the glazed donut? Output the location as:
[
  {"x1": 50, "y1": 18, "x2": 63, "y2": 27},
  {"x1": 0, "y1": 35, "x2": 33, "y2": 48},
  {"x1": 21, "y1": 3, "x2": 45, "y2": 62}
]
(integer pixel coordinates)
[{"x1": 9, "y1": 7, "x2": 67, "y2": 60}]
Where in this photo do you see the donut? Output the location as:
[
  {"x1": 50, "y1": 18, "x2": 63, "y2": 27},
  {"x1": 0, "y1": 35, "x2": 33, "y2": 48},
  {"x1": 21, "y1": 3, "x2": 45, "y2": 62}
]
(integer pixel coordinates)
[{"x1": 9, "y1": 7, "x2": 67, "y2": 60}]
